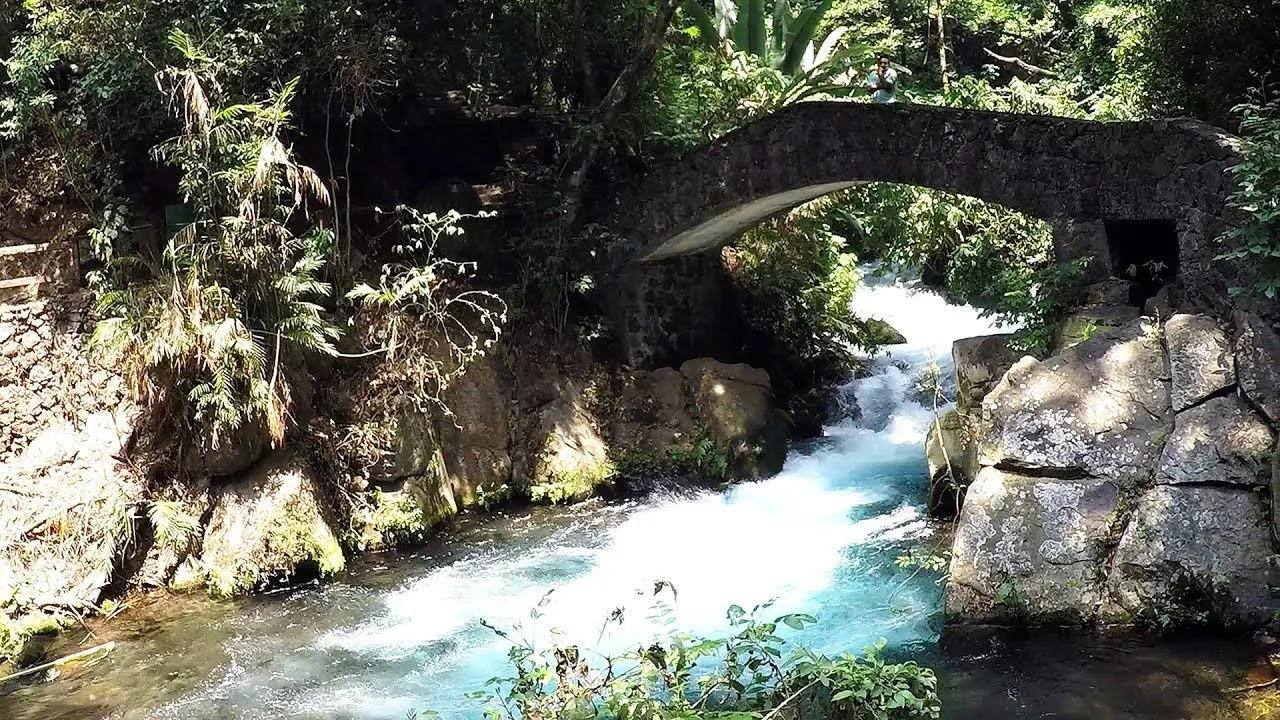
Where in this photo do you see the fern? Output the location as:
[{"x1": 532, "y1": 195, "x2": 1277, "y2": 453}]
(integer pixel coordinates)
[{"x1": 148, "y1": 501, "x2": 200, "y2": 552}]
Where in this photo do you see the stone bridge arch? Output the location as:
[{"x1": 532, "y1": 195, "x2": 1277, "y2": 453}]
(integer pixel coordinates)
[{"x1": 596, "y1": 102, "x2": 1244, "y2": 364}]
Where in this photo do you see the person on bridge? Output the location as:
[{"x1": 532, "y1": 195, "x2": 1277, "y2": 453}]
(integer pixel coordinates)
[{"x1": 867, "y1": 56, "x2": 897, "y2": 103}]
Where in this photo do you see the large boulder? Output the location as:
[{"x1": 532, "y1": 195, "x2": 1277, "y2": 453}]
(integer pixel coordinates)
[
  {"x1": 979, "y1": 319, "x2": 1172, "y2": 480},
  {"x1": 952, "y1": 334, "x2": 1022, "y2": 413},
  {"x1": 1235, "y1": 311, "x2": 1280, "y2": 424},
  {"x1": 199, "y1": 452, "x2": 344, "y2": 596},
  {"x1": 0, "y1": 407, "x2": 141, "y2": 611},
  {"x1": 1165, "y1": 314, "x2": 1235, "y2": 412},
  {"x1": 1107, "y1": 485, "x2": 1275, "y2": 628},
  {"x1": 946, "y1": 468, "x2": 1120, "y2": 624},
  {"x1": 527, "y1": 381, "x2": 614, "y2": 504},
  {"x1": 437, "y1": 355, "x2": 512, "y2": 505},
  {"x1": 680, "y1": 359, "x2": 786, "y2": 478},
  {"x1": 1157, "y1": 396, "x2": 1274, "y2": 487}
]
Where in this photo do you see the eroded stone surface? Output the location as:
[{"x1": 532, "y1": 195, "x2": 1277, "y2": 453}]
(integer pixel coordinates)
[
  {"x1": 680, "y1": 358, "x2": 786, "y2": 478},
  {"x1": 952, "y1": 334, "x2": 1022, "y2": 413},
  {"x1": 979, "y1": 319, "x2": 1172, "y2": 480},
  {"x1": 1165, "y1": 313, "x2": 1234, "y2": 412},
  {"x1": 1157, "y1": 396, "x2": 1273, "y2": 487},
  {"x1": 1108, "y1": 485, "x2": 1275, "y2": 628},
  {"x1": 946, "y1": 467, "x2": 1119, "y2": 623},
  {"x1": 1235, "y1": 311, "x2": 1280, "y2": 424}
]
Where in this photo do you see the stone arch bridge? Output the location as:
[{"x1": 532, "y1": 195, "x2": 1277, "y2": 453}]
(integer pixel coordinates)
[{"x1": 594, "y1": 102, "x2": 1244, "y2": 364}]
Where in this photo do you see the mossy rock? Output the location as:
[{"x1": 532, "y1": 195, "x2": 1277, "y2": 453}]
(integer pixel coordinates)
[{"x1": 199, "y1": 452, "x2": 346, "y2": 598}]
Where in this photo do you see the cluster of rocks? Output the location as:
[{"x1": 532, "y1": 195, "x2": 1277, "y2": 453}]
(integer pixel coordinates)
[{"x1": 938, "y1": 300, "x2": 1280, "y2": 629}]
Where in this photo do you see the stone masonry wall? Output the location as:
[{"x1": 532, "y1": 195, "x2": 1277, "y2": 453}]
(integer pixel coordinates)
[{"x1": 0, "y1": 298, "x2": 125, "y2": 462}]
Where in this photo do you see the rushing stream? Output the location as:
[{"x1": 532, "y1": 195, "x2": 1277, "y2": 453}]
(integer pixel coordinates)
[{"x1": 1, "y1": 272, "x2": 1270, "y2": 719}]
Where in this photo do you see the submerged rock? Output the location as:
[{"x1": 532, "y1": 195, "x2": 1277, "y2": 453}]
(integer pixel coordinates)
[
  {"x1": 1107, "y1": 485, "x2": 1275, "y2": 628},
  {"x1": 1165, "y1": 313, "x2": 1235, "y2": 412},
  {"x1": 199, "y1": 452, "x2": 345, "y2": 597},
  {"x1": 946, "y1": 467, "x2": 1120, "y2": 624}
]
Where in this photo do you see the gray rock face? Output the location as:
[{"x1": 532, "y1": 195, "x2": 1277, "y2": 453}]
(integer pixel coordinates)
[
  {"x1": 1235, "y1": 312, "x2": 1280, "y2": 424},
  {"x1": 1165, "y1": 314, "x2": 1235, "y2": 412},
  {"x1": 1052, "y1": 305, "x2": 1142, "y2": 352},
  {"x1": 952, "y1": 333, "x2": 1022, "y2": 413},
  {"x1": 980, "y1": 320, "x2": 1171, "y2": 480},
  {"x1": 1107, "y1": 485, "x2": 1275, "y2": 628},
  {"x1": 680, "y1": 359, "x2": 786, "y2": 478},
  {"x1": 947, "y1": 467, "x2": 1119, "y2": 623},
  {"x1": 199, "y1": 452, "x2": 344, "y2": 596},
  {"x1": 1157, "y1": 396, "x2": 1274, "y2": 487}
]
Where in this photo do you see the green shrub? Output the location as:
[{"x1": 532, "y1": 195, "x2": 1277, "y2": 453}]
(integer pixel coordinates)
[
  {"x1": 1221, "y1": 99, "x2": 1280, "y2": 299},
  {"x1": 456, "y1": 598, "x2": 940, "y2": 719}
]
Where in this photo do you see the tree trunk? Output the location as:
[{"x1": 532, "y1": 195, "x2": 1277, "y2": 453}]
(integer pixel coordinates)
[
  {"x1": 563, "y1": 0, "x2": 682, "y2": 230},
  {"x1": 936, "y1": 0, "x2": 949, "y2": 93}
]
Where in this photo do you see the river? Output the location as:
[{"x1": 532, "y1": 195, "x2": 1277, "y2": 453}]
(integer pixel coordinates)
[{"x1": 0, "y1": 272, "x2": 1270, "y2": 719}]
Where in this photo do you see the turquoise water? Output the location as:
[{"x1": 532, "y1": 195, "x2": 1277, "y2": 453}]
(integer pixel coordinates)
[{"x1": 1, "y1": 276, "x2": 1263, "y2": 719}]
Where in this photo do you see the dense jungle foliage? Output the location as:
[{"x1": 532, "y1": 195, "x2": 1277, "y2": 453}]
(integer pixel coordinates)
[
  {"x1": 4, "y1": 0, "x2": 1280, "y2": 715},
  {"x1": 3, "y1": 0, "x2": 1279, "y2": 445}
]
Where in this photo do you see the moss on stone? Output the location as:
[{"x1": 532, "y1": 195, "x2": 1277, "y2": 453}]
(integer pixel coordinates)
[
  {"x1": 0, "y1": 611, "x2": 64, "y2": 665},
  {"x1": 530, "y1": 459, "x2": 616, "y2": 505},
  {"x1": 353, "y1": 490, "x2": 432, "y2": 550},
  {"x1": 205, "y1": 499, "x2": 346, "y2": 599}
]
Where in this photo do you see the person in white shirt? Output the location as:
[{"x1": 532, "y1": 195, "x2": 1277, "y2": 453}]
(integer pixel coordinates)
[{"x1": 867, "y1": 56, "x2": 897, "y2": 103}]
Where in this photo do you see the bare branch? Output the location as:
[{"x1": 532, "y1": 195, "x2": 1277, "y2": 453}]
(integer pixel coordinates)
[{"x1": 983, "y1": 47, "x2": 1062, "y2": 78}]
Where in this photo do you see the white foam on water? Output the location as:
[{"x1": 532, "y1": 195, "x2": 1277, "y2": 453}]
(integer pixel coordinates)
[{"x1": 148, "y1": 267, "x2": 1013, "y2": 719}]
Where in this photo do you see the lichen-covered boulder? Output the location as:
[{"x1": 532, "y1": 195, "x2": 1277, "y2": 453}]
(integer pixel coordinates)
[
  {"x1": 1165, "y1": 314, "x2": 1234, "y2": 412},
  {"x1": 946, "y1": 468, "x2": 1119, "y2": 623},
  {"x1": 680, "y1": 359, "x2": 786, "y2": 478},
  {"x1": 1235, "y1": 311, "x2": 1280, "y2": 424},
  {"x1": 199, "y1": 452, "x2": 344, "y2": 597},
  {"x1": 1157, "y1": 396, "x2": 1274, "y2": 487},
  {"x1": 979, "y1": 319, "x2": 1171, "y2": 480},
  {"x1": 951, "y1": 333, "x2": 1022, "y2": 413},
  {"x1": 1107, "y1": 485, "x2": 1275, "y2": 628}
]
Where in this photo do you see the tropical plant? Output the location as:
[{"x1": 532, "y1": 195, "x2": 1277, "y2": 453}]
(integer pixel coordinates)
[
  {"x1": 680, "y1": 0, "x2": 872, "y2": 106},
  {"x1": 90, "y1": 29, "x2": 340, "y2": 448}
]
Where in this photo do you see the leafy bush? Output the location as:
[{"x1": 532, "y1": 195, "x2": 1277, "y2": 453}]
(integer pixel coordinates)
[
  {"x1": 1221, "y1": 99, "x2": 1280, "y2": 299},
  {"x1": 90, "y1": 31, "x2": 339, "y2": 447},
  {"x1": 455, "y1": 597, "x2": 940, "y2": 719}
]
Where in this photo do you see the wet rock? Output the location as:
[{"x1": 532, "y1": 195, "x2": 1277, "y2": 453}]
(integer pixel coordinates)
[
  {"x1": 1157, "y1": 396, "x2": 1274, "y2": 487},
  {"x1": 1235, "y1": 311, "x2": 1280, "y2": 424},
  {"x1": 861, "y1": 317, "x2": 907, "y2": 346},
  {"x1": 1107, "y1": 485, "x2": 1274, "y2": 628},
  {"x1": 979, "y1": 319, "x2": 1172, "y2": 480},
  {"x1": 1165, "y1": 314, "x2": 1235, "y2": 412},
  {"x1": 199, "y1": 452, "x2": 344, "y2": 597},
  {"x1": 946, "y1": 467, "x2": 1119, "y2": 624},
  {"x1": 926, "y1": 409, "x2": 979, "y2": 516},
  {"x1": 952, "y1": 333, "x2": 1022, "y2": 413}
]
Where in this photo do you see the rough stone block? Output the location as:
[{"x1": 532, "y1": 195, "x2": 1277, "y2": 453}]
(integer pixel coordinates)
[{"x1": 1165, "y1": 313, "x2": 1234, "y2": 412}]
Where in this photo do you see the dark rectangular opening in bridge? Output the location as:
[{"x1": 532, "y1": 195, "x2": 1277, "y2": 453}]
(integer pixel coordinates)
[{"x1": 1104, "y1": 219, "x2": 1179, "y2": 307}]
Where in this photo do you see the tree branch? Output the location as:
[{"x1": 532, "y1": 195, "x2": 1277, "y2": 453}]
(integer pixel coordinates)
[{"x1": 983, "y1": 47, "x2": 1061, "y2": 78}]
